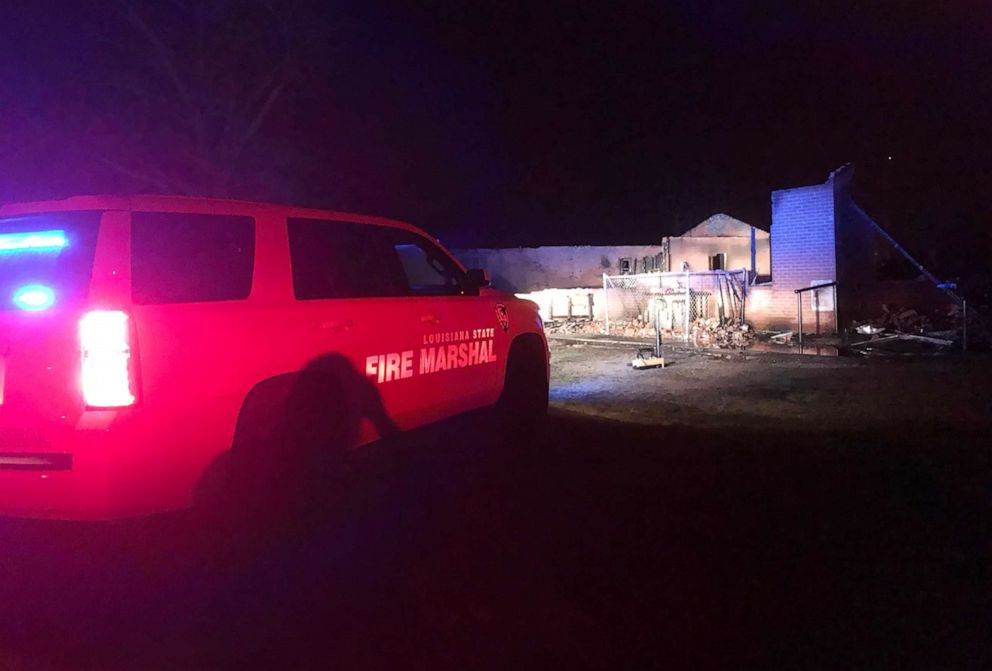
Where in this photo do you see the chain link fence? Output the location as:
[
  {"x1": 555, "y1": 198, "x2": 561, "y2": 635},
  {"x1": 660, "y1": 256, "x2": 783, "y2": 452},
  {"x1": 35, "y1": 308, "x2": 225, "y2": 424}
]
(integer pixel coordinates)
[{"x1": 602, "y1": 270, "x2": 748, "y2": 341}]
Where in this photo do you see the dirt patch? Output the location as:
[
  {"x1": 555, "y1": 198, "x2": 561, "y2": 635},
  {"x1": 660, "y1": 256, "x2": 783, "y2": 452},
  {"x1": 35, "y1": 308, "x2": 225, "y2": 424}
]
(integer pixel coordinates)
[{"x1": 549, "y1": 337, "x2": 992, "y2": 431}]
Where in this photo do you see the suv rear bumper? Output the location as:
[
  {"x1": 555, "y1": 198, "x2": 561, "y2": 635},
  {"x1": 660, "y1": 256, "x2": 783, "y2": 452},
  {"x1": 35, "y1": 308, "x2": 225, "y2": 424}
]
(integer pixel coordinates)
[
  {"x1": 1, "y1": 400, "x2": 237, "y2": 520},
  {"x1": 0, "y1": 428, "x2": 117, "y2": 520}
]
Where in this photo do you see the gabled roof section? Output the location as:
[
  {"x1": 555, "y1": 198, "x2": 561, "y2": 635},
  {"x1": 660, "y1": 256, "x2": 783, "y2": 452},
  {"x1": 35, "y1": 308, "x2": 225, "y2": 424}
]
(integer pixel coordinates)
[{"x1": 680, "y1": 213, "x2": 766, "y2": 238}]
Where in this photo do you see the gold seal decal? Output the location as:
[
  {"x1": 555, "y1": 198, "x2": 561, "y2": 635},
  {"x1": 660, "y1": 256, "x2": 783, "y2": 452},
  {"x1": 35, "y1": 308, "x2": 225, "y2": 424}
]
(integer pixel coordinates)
[{"x1": 495, "y1": 304, "x2": 509, "y2": 332}]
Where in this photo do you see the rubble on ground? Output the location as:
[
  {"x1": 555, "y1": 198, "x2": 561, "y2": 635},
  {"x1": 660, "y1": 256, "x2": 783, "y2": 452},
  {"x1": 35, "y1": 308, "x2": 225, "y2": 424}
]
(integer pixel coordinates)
[
  {"x1": 544, "y1": 320, "x2": 608, "y2": 337},
  {"x1": 690, "y1": 318, "x2": 755, "y2": 349},
  {"x1": 545, "y1": 319, "x2": 661, "y2": 339},
  {"x1": 859, "y1": 304, "x2": 947, "y2": 334},
  {"x1": 848, "y1": 333, "x2": 952, "y2": 356},
  {"x1": 845, "y1": 303, "x2": 967, "y2": 355},
  {"x1": 546, "y1": 317, "x2": 757, "y2": 349},
  {"x1": 605, "y1": 320, "x2": 663, "y2": 339},
  {"x1": 769, "y1": 330, "x2": 794, "y2": 343}
]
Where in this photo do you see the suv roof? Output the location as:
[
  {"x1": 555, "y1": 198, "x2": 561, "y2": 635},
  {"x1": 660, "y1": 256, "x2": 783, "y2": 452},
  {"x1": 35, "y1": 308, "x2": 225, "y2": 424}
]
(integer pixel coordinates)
[{"x1": 0, "y1": 194, "x2": 421, "y2": 235}]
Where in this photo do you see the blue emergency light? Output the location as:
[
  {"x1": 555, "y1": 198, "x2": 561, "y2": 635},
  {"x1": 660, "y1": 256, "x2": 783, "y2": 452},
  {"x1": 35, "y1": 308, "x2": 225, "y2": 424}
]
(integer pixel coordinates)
[
  {"x1": 0, "y1": 230, "x2": 68, "y2": 253},
  {"x1": 12, "y1": 284, "x2": 56, "y2": 311}
]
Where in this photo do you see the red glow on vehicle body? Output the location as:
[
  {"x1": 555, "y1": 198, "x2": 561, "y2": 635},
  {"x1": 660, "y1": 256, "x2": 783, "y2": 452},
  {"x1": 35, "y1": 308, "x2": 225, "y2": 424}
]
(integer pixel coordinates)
[{"x1": 0, "y1": 195, "x2": 548, "y2": 520}]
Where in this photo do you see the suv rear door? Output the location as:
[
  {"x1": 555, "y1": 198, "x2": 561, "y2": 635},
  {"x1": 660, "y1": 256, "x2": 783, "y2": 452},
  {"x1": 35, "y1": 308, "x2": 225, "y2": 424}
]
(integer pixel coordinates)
[
  {"x1": 125, "y1": 210, "x2": 264, "y2": 509},
  {"x1": 0, "y1": 211, "x2": 103, "y2": 450}
]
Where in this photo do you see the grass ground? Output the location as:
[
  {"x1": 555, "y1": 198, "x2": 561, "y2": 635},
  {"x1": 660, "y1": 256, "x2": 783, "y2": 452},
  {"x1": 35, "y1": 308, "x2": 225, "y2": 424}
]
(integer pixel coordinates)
[{"x1": 0, "y1": 342, "x2": 989, "y2": 669}]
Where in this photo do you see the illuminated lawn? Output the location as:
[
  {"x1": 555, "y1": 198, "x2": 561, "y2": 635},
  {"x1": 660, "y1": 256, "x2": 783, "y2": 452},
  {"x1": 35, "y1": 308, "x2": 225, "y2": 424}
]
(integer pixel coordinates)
[{"x1": 1, "y1": 341, "x2": 988, "y2": 669}]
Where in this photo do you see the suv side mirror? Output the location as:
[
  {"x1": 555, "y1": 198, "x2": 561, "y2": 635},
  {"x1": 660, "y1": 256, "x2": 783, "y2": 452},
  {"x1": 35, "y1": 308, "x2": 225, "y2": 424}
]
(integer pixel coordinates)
[{"x1": 465, "y1": 268, "x2": 490, "y2": 290}]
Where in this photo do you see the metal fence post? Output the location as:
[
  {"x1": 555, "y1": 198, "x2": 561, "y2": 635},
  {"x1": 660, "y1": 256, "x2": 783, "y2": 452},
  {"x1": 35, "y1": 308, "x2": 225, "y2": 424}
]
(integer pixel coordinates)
[
  {"x1": 715, "y1": 273, "x2": 725, "y2": 324},
  {"x1": 814, "y1": 288, "x2": 820, "y2": 335},
  {"x1": 797, "y1": 294, "x2": 803, "y2": 349},
  {"x1": 963, "y1": 299, "x2": 968, "y2": 352},
  {"x1": 740, "y1": 269, "x2": 747, "y2": 323},
  {"x1": 684, "y1": 270, "x2": 690, "y2": 343},
  {"x1": 832, "y1": 284, "x2": 838, "y2": 334},
  {"x1": 603, "y1": 273, "x2": 609, "y2": 336}
]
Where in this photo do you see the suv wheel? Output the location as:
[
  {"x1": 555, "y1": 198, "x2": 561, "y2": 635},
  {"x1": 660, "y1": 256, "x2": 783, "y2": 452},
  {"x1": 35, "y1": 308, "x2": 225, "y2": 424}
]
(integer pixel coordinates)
[{"x1": 497, "y1": 337, "x2": 549, "y2": 426}]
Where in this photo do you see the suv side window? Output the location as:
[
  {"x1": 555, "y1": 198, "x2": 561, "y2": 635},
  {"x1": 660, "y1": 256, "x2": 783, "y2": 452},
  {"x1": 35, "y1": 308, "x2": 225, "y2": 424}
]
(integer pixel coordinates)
[
  {"x1": 131, "y1": 212, "x2": 255, "y2": 305},
  {"x1": 390, "y1": 231, "x2": 467, "y2": 296},
  {"x1": 287, "y1": 218, "x2": 407, "y2": 299}
]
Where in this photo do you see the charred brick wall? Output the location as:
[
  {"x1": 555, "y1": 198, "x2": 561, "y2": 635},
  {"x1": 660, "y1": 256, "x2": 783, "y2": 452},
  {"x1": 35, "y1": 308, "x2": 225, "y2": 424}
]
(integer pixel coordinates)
[{"x1": 747, "y1": 174, "x2": 839, "y2": 331}]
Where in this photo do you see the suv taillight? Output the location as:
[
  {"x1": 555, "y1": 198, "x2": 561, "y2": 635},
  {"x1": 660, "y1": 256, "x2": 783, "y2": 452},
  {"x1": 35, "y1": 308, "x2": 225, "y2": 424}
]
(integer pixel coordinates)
[{"x1": 79, "y1": 310, "x2": 136, "y2": 408}]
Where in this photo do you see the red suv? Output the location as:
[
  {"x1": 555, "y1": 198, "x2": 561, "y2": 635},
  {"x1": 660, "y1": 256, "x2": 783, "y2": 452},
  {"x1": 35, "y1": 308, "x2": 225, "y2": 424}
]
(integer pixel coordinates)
[{"x1": 0, "y1": 196, "x2": 548, "y2": 520}]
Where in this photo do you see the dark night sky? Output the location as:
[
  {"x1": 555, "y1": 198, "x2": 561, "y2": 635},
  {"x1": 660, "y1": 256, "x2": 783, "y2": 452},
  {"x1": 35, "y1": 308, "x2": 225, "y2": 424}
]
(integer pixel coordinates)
[{"x1": 0, "y1": 1, "x2": 989, "y2": 272}]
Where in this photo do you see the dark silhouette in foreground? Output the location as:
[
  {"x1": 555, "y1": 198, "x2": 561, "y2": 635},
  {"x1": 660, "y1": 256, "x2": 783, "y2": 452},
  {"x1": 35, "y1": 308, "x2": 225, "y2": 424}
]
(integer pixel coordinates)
[
  {"x1": 195, "y1": 352, "x2": 400, "y2": 540},
  {"x1": 0, "y1": 405, "x2": 988, "y2": 669}
]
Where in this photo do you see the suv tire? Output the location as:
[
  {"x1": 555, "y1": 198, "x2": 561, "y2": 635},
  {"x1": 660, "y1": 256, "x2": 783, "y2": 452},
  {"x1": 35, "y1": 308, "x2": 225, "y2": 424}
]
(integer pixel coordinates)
[{"x1": 497, "y1": 336, "x2": 549, "y2": 426}]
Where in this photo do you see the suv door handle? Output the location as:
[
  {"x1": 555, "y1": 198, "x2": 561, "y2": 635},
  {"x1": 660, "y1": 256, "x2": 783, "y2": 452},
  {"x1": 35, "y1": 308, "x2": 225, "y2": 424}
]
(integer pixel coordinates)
[
  {"x1": 420, "y1": 314, "x2": 442, "y2": 324},
  {"x1": 321, "y1": 319, "x2": 354, "y2": 332}
]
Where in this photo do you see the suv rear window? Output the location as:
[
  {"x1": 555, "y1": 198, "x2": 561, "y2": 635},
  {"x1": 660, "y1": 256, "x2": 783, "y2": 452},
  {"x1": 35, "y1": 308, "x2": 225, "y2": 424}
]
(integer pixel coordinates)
[
  {"x1": 0, "y1": 211, "x2": 101, "y2": 311},
  {"x1": 131, "y1": 212, "x2": 255, "y2": 304}
]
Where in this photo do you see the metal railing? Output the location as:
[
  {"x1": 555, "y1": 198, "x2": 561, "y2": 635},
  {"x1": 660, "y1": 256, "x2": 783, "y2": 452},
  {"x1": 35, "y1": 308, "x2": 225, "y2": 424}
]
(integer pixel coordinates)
[{"x1": 794, "y1": 281, "x2": 838, "y2": 347}]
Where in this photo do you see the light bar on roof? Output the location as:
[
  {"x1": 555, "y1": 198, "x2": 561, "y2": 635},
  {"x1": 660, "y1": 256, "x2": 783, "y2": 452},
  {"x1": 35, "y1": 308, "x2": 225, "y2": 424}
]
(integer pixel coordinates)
[{"x1": 0, "y1": 230, "x2": 68, "y2": 253}]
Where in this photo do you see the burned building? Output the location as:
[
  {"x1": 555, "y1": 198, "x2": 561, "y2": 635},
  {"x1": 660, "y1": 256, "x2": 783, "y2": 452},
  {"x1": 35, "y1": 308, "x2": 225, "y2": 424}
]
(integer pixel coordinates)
[
  {"x1": 748, "y1": 164, "x2": 959, "y2": 333},
  {"x1": 453, "y1": 213, "x2": 768, "y2": 293},
  {"x1": 662, "y1": 213, "x2": 769, "y2": 276},
  {"x1": 455, "y1": 165, "x2": 960, "y2": 338}
]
